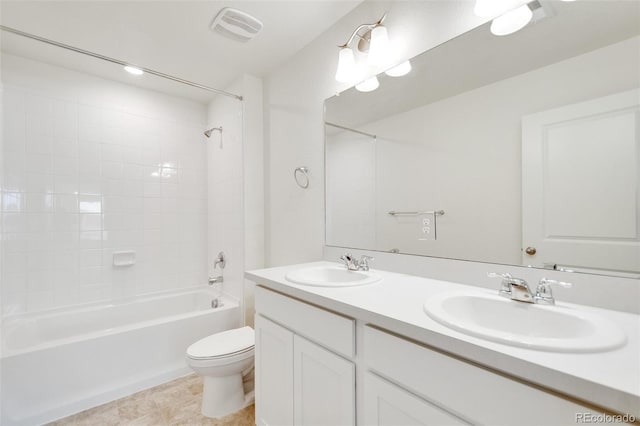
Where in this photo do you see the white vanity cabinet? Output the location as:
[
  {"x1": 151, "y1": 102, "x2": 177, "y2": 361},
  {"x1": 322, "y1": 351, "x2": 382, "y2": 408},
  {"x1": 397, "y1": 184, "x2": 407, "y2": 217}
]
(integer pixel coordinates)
[
  {"x1": 254, "y1": 286, "x2": 355, "y2": 426},
  {"x1": 363, "y1": 326, "x2": 618, "y2": 426},
  {"x1": 363, "y1": 372, "x2": 470, "y2": 426},
  {"x1": 252, "y1": 282, "x2": 630, "y2": 426},
  {"x1": 254, "y1": 314, "x2": 294, "y2": 426}
]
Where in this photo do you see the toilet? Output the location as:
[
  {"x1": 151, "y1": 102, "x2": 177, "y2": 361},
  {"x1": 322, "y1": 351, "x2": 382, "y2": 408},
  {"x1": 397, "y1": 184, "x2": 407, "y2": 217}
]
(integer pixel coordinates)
[{"x1": 186, "y1": 326, "x2": 255, "y2": 418}]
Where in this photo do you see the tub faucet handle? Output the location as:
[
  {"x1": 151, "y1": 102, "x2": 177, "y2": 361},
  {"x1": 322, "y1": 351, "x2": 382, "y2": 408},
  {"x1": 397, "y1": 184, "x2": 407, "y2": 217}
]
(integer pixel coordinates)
[{"x1": 213, "y1": 251, "x2": 226, "y2": 270}]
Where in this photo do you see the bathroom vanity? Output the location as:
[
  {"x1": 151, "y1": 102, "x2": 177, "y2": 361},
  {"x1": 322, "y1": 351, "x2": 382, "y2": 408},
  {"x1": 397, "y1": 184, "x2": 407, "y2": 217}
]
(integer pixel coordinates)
[{"x1": 247, "y1": 262, "x2": 639, "y2": 426}]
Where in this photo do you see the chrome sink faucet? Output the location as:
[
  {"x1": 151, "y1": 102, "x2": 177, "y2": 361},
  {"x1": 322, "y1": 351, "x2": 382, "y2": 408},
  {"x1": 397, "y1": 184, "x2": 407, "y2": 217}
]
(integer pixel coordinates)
[
  {"x1": 488, "y1": 273, "x2": 572, "y2": 305},
  {"x1": 339, "y1": 253, "x2": 374, "y2": 271},
  {"x1": 488, "y1": 272, "x2": 534, "y2": 303}
]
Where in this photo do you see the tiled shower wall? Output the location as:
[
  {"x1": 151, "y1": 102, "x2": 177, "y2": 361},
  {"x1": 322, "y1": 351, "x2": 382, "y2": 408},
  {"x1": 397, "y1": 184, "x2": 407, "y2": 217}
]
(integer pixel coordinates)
[{"x1": 1, "y1": 54, "x2": 209, "y2": 314}]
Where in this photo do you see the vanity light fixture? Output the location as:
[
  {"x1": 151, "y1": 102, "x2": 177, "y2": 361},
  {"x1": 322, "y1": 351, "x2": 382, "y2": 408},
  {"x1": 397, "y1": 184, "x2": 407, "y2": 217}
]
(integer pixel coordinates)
[
  {"x1": 385, "y1": 60, "x2": 412, "y2": 77},
  {"x1": 474, "y1": 0, "x2": 534, "y2": 36},
  {"x1": 334, "y1": 13, "x2": 390, "y2": 84},
  {"x1": 355, "y1": 76, "x2": 379, "y2": 93},
  {"x1": 366, "y1": 24, "x2": 390, "y2": 67},
  {"x1": 124, "y1": 65, "x2": 144, "y2": 75},
  {"x1": 490, "y1": 4, "x2": 533, "y2": 36},
  {"x1": 335, "y1": 47, "x2": 358, "y2": 83}
]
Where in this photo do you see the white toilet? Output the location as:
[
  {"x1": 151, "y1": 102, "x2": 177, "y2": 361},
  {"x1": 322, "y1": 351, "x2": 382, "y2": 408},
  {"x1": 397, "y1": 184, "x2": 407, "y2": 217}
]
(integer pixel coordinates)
[{"x1": 186, "y1": 326, "x2": 255, "y2": 418}]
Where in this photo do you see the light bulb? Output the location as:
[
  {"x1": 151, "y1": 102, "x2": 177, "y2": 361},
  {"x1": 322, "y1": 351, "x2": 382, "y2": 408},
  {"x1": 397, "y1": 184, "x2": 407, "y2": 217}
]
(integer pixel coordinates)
[
  {"x1": 355, "y1": 76, "x2": 379, "y2": 93},
  {"x1": 490, "y1": 4, "x2": 533, "y2": 36},
  {"x1": 335, "y1": 47, "x2": 357, "y2": 83},
  {"x1": 474, "y1": 0, "x2": 529, "y2": 18},
  {"x1": 124, "y1": 66, "x2": 144, "y2": 75},
  {"x1": 367, "y1": 25, "x2": 390, "y2": 67},
  {"x1": 385, "y1": 60, "x2": 412, "y2": 77}
]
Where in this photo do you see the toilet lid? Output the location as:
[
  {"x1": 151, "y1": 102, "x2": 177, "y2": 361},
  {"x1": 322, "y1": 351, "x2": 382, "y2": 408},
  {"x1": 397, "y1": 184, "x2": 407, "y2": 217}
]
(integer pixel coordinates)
[{"x1": 187, "y1": 326, "x2": 254, "y2": 359}]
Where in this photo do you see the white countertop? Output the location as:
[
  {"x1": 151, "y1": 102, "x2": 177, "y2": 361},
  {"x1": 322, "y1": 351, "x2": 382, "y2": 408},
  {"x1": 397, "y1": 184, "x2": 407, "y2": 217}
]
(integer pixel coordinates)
[{"x1": 246, "y1": 261, "x2": 640, "y2": 417}]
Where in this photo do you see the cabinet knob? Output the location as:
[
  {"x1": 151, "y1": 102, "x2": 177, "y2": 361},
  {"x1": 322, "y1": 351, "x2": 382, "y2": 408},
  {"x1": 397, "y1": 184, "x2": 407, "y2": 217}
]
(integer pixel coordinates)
[{"x1": 525, "y1": 246, "x2": 537, "y2": 256}]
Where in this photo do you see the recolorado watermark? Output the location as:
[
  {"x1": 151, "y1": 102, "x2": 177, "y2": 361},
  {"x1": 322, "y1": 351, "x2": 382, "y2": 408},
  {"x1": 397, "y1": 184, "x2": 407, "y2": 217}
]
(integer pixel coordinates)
[{"x1": 576, "y1": 413, "x2": 635, "y2": 423}]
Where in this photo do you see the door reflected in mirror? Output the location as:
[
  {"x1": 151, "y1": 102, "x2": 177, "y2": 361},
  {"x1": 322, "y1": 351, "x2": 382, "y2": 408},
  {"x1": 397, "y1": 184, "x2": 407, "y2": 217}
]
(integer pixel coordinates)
[{"x1": 324, "y1": 1, "x2": 640, "y2": 278}]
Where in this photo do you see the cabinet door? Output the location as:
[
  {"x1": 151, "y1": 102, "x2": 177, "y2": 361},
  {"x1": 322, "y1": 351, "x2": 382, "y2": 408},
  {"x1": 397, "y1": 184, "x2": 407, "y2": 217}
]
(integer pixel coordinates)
[
  {"x1": 293, "y1": 335, "x2": 355, "y2": 426},
  {"x1": 255, "y1": 314, "x2": 294, "y2": 426},
  {"x1": 363, "y1": 372, "x2": 470, "y2": 426}
]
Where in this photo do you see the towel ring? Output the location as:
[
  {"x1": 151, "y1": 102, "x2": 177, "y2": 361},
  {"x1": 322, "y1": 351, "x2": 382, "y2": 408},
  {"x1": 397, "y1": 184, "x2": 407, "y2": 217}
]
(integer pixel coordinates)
[{"x1": 294, "y1": 167, "x2": 310, "y2": 189}]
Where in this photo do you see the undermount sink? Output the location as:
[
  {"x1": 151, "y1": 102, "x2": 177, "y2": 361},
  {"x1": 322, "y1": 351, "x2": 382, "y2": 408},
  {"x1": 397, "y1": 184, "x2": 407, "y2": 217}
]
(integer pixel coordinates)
[
  {"x1": 285, "y1": 265, "x2": 381, "y2": 287},
  {"x1": 423, "y1": 291, "x2": 626, "y2": 353}
]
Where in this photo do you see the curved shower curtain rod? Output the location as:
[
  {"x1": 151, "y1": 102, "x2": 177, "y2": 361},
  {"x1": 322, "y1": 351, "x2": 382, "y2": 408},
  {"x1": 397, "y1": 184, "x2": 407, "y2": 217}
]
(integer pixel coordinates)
[{"x1": 0, "y1": 25, "x2": 243, "y2": 101}]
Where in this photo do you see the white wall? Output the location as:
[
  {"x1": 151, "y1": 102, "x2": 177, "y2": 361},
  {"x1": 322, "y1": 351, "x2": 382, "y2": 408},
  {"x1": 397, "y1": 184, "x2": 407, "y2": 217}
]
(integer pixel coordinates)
[
  {"x1": 242, "y1": 75, "x2": 264, "y2": 327},
  {"x1": 207, "y1": 74, "x2": 264, "y2": 326},
  {"x1": 264, "y1": 0, "x2": 486, "y2": 266},
  {"x1": 0, "y1": 59, "x2": 4, "y2": 418},
  {"x1": 1, "y1": 54, "x2": 209, "y2": 314},
  {"x1": 327, "y1": 36, "x2": 640, "y2": 265}
]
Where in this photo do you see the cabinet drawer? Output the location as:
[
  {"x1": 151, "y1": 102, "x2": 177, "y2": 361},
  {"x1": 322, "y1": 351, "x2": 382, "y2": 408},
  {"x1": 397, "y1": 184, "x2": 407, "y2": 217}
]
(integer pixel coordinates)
[
  {"x1": 364, "y1": 326, "x2": 607, "y2": 425},
  {"x1": 255, "y1": 286, "x2": 355, "y2": 358}
]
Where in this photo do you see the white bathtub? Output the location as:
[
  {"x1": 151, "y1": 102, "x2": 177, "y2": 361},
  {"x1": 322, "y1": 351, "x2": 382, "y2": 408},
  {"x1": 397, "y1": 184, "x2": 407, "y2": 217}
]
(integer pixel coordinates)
[{"x1": 0, "y1": 288, "x2": 241, "y2": 426}]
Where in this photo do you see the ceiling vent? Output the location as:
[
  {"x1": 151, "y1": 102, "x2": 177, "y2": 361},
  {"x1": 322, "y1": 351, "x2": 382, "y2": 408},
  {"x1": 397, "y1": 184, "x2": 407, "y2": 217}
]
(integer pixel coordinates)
[{"x1": 210, "y1": 8, "x2": 263, "y2": 42}]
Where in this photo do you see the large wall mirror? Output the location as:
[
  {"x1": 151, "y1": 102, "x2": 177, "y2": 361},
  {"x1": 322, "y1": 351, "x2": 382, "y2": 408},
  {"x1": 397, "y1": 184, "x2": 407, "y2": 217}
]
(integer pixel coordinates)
[{"x1": 325, "y1": 1, "x2": 640, "y2": 279}]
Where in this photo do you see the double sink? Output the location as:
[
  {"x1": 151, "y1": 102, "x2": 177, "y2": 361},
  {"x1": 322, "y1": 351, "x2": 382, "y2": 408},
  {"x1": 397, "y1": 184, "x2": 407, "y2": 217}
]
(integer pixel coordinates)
[{"x1": 284, "y1": 264, "x2": 626, "y2": 353}]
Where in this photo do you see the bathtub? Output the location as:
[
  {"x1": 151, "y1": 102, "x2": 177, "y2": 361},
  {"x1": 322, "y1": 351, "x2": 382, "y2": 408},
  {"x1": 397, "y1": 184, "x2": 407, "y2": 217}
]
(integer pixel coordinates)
[{"x1": 0, "y1": 287, "x2": 241, "y2": 426}]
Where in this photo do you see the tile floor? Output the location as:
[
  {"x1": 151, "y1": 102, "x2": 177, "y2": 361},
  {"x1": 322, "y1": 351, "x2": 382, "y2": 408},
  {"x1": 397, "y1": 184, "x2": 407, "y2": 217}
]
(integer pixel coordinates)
[{"x1": 48, "y1": 374, "x2": 255, "y2": 426}]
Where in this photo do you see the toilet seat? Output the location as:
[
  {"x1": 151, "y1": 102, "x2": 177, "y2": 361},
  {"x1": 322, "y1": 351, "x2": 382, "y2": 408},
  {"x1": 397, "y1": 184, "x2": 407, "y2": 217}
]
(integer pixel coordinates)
[{"x1": 187, "y1": 326, "x2": 255, "y2": 360}]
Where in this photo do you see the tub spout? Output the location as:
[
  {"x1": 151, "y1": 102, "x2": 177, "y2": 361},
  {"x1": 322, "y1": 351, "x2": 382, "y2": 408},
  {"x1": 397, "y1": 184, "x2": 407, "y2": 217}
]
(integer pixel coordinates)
[{"x1": 208, "y1": 276, "x2": 223, "y2": 285}]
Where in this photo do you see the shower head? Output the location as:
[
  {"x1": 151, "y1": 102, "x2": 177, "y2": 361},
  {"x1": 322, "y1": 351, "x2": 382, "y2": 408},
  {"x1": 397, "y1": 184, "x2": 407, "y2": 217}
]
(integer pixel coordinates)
[{"x1": 204, "y1": 126, "x2": 223, "y2": 138}]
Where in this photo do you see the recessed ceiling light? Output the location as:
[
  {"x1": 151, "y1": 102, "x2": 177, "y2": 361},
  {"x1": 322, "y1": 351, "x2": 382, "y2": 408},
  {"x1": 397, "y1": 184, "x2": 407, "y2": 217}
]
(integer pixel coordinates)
[{"x1": 124, "y1": 66, "x2": 144, "y2": 76}]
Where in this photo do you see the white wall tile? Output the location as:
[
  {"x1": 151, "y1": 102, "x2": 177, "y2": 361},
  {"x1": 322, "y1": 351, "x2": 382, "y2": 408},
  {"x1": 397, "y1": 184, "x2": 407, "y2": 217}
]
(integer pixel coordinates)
[
  {"x1": 52, "y1": 157, "x2": 78, "y2": 176},
  {"x1": 2, "y1": 53, "x2": 208, "y2": 312},
  {"x1": 101, "y1": 161, "x2": 123, "y2": 179}
]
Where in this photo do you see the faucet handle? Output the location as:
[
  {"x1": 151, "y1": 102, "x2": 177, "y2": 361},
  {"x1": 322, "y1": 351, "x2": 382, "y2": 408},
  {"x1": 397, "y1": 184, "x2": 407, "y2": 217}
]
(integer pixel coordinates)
[
  {"x1": 339, "y1": 253, "x2": 357, "y2": 270},
  {"x1": 538, "y1": 278, "x2": 572, "y2": 289},
  {"x1": 358, "y1": 255, "x2": 374, "y2": 271},
  {"x1": 487, "y1": 272, "x2": 512, "y2": 280},
  {"x1": 488, "y1": 272, "x2": 524, "y2": 298},
  {"x1": 339, "y1": 253, "x2": 354, "y2": 263},
  {"x1": 534, "y1": 278, "x2": 572, "y2": 305}
]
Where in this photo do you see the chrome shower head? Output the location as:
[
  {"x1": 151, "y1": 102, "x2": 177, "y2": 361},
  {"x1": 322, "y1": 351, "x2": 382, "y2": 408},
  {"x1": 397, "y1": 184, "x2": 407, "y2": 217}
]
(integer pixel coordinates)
[{"x1": 204, "y1": 126, "x2": 223, "y2": 138}]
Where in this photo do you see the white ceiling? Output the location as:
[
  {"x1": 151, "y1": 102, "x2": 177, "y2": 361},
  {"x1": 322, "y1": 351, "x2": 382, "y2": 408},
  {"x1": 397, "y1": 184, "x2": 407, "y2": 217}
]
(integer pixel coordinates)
[{"x1": 0, "y1": 0, "x2": 362, "y2": 102}]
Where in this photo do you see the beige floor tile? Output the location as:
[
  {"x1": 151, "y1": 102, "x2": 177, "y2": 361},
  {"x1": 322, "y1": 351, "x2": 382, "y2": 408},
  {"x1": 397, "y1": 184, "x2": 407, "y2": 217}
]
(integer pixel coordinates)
[
  {"x1": 47, "y1": 419, "x2": 76, "y2": 426},
  {"x1": 187, "y1": 380, "x2": 204, "y2": 396},
  {"x1": 50, "y1": 374, "x2": 255, "y2": 426},
  {"x1": 162, "y1": 399, "x2": 204, "y2": 425},
  {"x1": 72, "y1": 401, "x2": 121, "y2": 426},
  {"x1": 117, "y1": 392, "x2": 159, "y2": 421},
  {"x1": 216, "y1": 404, "x2": 255, "y2": 426},
  {"x1": 121, "y1": 410, "x2": 167, "y2": 426}
]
